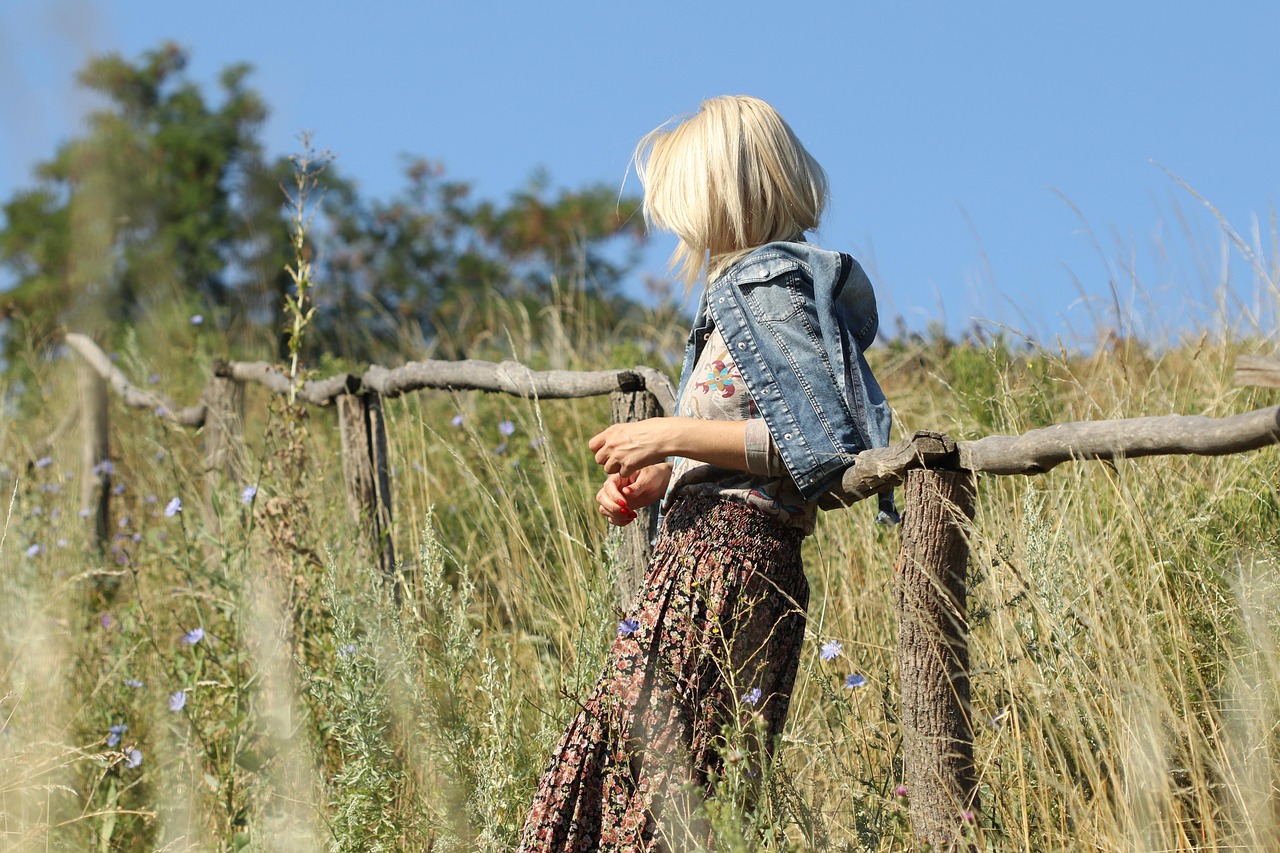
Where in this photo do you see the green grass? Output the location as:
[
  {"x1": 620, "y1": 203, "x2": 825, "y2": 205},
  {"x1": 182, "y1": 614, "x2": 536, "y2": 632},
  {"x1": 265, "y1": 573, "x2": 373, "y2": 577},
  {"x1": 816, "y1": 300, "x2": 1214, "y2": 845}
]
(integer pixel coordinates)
[{"x1": 2, "y1": 296, "x2": 1279, "y2": 851}]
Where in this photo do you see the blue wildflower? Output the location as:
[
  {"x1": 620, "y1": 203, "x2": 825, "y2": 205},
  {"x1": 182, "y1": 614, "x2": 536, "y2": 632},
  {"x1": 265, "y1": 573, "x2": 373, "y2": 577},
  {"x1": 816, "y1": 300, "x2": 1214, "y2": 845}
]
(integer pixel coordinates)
[
  {"x1": 107, "y1": 723, "x2": 127, "y2": 747},
  {"x1": 112, "y1": 482, "x2": 126, "y2": 496},
  {"x1": 24, "y1": 544, "x2": 40, "y2": 558},
  {"x1": 35, "y1": 456, "x2": 53, "y2": 469},
  {"x1": 451, "y1": 413, "x2": 465, "y2": 428},
  {"x1": 79, "y1": 507, "x2": 91, "y2": 519},
  {"x1": 56, "y1": 538, "x2": 68, "y2": 548},
  {"x1": 100, "y1": 614, "x2": 113, "y2": 629},
  {"x1": 181, "y1": 627, "x2": 204, "y2": 646},
  {"x1": 845, "y1": 673, "x2": 868, "y2": 690},
  {"x1": 820, "y1": 640, "x2": 844, "y2": 662},
  {"x1": 337, "y1": 643, "x2": 357, "y2": 658},
  {"x1": 144, "y1": 494, "x2": 157, "y2": 504},
  {"x1": 742, "y1": 688, "x2": 762, "y2": 705},
  {"x1": 618, "y1": 619, "x2": 640, "y2": 637},
  {"x1": 164, "y1": 497, "x2": 182, "y2": 517},
  {"x1": 124, "y1": 678, "x2": 143, "y2": 689},
  {"x1": 154, "y1": 406, "x2": 167, "y2": 417},
  {"x1": 93, "y1": 459, "x2": 114, "y2": 476},
  {"x1": 498, "y1": 420, "x2": 515, "y2": 437},
  {"x1": 240, "y1": 484, "x2": 257, "y2": 504},
  {"x1": 124, "y1": 747, "x2": 143, "y2": 768},
  {"x1": 148, "y1": 373, "x2": 161, "y2": 385},
  {"x1": 169, "y1": 691, "x2": 187, "y2": 712},
  {"x1": 494, "y1": 442, "x2": 507, "y2": 455},
  {"x1": 118, "y1": 516, "x2": 130, "y2": 529},
  {"x1": 190, "y1": 314, "x2": 204, "y2": 326}
]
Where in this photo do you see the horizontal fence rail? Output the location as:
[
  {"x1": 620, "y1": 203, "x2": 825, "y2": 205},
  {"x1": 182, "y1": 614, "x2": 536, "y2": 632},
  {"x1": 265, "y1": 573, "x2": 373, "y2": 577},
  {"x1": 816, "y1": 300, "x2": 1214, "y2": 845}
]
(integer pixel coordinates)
[{"x1": 61, "y1": 331, "x2": 1280, "y2": 852}]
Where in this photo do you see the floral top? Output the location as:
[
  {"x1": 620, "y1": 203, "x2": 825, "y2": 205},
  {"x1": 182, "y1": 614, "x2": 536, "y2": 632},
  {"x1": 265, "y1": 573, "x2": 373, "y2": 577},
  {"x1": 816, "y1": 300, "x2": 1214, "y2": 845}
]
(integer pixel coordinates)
[{"x1": 664, "y1": 327, "x2": 817, "y2": 533}]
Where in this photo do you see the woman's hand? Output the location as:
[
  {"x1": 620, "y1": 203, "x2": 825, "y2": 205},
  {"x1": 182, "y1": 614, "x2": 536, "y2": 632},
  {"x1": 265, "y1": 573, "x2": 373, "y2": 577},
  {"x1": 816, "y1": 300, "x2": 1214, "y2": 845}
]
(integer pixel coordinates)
[
  {"x1": 596, "y1": 464, "x2": 672, "y2": 526},
  {"x1": 588, "y1": 418, "x2": 675, "y2": 478}
]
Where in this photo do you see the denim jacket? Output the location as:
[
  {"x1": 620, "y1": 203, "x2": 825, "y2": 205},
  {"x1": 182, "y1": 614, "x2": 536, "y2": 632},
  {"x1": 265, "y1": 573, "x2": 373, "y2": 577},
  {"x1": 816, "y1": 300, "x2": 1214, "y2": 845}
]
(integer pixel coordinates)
[{"x1": 674, "y1": 240, "x2": 897, "y2": 520}]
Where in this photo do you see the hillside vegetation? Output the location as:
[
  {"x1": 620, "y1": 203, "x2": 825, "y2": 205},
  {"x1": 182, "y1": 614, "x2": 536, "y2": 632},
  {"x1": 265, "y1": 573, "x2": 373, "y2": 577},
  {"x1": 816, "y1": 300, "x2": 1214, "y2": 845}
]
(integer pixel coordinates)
[{"x1": 2, "y1": 287, "x2": 1278, "y2": 851}]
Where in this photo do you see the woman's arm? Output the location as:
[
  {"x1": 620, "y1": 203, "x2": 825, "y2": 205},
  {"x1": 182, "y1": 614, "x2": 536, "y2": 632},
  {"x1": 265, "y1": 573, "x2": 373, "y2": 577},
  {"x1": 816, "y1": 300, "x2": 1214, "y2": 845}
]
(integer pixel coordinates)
[{"x1": 588, "y1": 417, "x2": 753, "y2": 478}]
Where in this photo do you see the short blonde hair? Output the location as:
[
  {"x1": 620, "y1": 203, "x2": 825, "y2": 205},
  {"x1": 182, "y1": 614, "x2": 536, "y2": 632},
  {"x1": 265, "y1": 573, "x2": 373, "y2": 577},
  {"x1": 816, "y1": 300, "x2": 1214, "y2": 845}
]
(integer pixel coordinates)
[{"x1": 633, "y1": 95, "x2": 829, "y2": 286}]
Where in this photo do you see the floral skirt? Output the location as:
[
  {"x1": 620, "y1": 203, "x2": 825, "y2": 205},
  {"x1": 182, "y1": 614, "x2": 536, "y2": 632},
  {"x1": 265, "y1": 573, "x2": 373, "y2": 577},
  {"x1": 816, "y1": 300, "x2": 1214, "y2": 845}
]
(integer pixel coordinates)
[{"x1": 517, "y1": 493, "x2": 809, "y2": 852}]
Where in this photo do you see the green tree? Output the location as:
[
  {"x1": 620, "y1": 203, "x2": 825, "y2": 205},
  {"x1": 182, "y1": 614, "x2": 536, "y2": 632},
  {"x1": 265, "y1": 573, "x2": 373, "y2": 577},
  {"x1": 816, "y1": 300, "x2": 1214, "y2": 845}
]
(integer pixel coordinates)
[
  {"x1": 0, "y1": 43, "x2": 650, "y2": 366},
  {"x1": 0, "y1": 42, "x2": 289, "y2": 350},
  {"x1": 318, "y1": 160, "x2": 646, "y2": 359}
]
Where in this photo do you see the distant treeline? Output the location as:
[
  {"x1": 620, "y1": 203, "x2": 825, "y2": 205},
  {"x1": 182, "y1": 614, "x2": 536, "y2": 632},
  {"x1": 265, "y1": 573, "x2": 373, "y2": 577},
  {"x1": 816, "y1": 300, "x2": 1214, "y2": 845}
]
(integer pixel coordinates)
[{"x1": 0, "y1": 42, "x2": 649, "y2": 366}]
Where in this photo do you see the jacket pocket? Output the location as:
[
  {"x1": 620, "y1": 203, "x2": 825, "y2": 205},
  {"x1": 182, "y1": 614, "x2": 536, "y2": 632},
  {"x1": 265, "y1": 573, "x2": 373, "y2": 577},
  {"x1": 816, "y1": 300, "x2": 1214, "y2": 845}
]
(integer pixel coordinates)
[{"x1": 739, "y1": 277, "x2": 805, "y2": 323}]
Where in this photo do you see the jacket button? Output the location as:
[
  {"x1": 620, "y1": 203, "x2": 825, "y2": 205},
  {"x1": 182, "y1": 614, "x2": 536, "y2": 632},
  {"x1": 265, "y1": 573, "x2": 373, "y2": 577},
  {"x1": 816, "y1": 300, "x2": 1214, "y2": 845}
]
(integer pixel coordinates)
[
  {"x1": 737, "y1": 342, "x2": 745, "y2": 349},
  {"x1": 783, "y1": 433, "x2": 792, "y2": 440}
]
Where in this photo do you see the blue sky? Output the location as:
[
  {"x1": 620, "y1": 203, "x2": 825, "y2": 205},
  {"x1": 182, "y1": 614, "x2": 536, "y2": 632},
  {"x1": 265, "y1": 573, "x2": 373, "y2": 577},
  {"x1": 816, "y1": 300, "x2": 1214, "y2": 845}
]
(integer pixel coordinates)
[{"x1": 3, "y1": 0, "x2": 1279, "y2": 346}]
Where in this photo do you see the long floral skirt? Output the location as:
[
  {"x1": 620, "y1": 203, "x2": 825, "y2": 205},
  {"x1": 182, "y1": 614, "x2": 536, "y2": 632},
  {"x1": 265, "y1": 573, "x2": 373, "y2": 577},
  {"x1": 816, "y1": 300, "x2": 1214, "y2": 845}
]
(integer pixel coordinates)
[{"x1": 517, "y1": 493, "x2": 809, "y2": 852}]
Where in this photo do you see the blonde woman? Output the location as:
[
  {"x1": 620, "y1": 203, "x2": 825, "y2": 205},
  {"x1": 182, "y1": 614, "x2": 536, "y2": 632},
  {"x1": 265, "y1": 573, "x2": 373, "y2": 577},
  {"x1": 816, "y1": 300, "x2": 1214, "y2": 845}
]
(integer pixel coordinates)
[{"x1": 518, "y1": 95, "x2": 893, "y2": 852}]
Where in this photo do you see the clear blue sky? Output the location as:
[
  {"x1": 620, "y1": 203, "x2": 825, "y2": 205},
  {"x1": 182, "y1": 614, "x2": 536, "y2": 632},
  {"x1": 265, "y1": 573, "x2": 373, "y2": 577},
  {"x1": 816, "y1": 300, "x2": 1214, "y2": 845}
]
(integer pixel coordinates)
[{"x1": 3, "y1": 0, "x2": 1279, "y2": 346}]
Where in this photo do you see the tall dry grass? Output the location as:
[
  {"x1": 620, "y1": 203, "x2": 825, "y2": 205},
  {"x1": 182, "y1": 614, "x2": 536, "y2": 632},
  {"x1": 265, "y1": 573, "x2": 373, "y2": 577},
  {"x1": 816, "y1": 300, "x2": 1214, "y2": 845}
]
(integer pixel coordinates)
[{"x1": 1, "y1": 268, "x2": 1279, "y2": 850}]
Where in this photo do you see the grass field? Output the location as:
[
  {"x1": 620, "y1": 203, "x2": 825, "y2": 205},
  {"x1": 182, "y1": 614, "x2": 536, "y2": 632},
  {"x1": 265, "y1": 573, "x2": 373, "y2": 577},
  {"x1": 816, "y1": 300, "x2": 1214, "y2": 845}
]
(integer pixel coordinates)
[{"x1": 2, "y1": 285, "x2": 1279, "y2": 851}]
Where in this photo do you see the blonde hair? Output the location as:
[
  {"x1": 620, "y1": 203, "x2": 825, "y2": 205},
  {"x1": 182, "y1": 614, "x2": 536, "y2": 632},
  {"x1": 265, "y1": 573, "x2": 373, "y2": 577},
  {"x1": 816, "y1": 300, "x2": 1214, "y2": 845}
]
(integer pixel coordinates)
[{"x1": 633, "y1": 95, "x2": 829, "y2": 286}]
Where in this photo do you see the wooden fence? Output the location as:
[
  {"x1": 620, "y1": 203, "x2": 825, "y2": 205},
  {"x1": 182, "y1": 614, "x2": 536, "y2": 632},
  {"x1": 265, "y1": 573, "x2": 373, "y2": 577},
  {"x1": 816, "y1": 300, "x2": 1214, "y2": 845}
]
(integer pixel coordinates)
[{"x1": 63, "y1": 332, "x2": 1280, "y2": 852}]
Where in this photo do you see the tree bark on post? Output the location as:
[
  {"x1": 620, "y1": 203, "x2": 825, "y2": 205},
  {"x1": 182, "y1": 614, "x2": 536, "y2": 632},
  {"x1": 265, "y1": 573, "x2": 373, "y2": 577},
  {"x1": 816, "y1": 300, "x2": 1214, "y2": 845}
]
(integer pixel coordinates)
[
  {"x1": 78, "y1": 358, "x2": 110, "y2": 551},
  {"x1": 608, "y1": 387, "x2": 661, "y2": 608},
  {"x1": 337, "y1": 391, "x2": 396, "y2": 587},
  {"x1": 895, "y1": 465, "x2": 978, "y2": 852},
  {"x1": 202, "y1": 374, "x2": 246, "y2": 525}
]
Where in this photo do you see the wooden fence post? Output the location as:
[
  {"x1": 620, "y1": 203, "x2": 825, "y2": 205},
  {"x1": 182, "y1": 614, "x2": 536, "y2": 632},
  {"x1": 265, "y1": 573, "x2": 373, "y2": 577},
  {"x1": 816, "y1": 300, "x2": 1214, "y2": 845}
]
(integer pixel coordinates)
[
  {"x1": 895, "y1": 464, "x2": 978, "y2": 852},
  {"x1": 608, "y1": 386, "x2": 661, "y2": 608},
  {"x1": 202, "y1": 373, "x2": 246, "y2": 522},
  {"x1": 337, "y1": 391, "x2": 396, "y2": 585},
  {"x1": 78, "y1": 357, "x2": 110, "y2": 551}
]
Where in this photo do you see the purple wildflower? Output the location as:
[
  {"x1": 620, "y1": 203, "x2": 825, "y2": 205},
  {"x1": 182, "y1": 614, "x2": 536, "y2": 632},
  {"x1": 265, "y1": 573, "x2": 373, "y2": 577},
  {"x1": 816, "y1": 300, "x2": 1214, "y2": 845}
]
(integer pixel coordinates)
[
  {"x1": 240, "y1": 484, "x2": 257, "y2": 503},
  {"x1": 154, "y1": 406, "x2": 167, "y2": 417},
  {"x1": 79, "y1": 507, "x2": 91, "y2": 519},
  {"x1": 148, "y1": 373, "x2": 161, "y2": 385},
  {"x1": 24, "y1": 544, "x2": 40, "y2": 558},
  {"x1": 820, "y1": 640, "x2": 844, "y2": 662},
  {"x1": 451, "y1": 413, "x2": 465, "y2": 428},
  {"x1": 618, "y1": 619, "x2": 640, "y2": 637},
  {"x1": 895, "y1": 784, "x2": 908, "y2": 799},
  {"x1": 494, "y1": 442, "x2": 507, "y2": 455},
  {"x1": 181, "y1": 627, "x2": 205, "y2": 646},
  {"x1": 93, "y1": 459, "x2": 114, "y2": 476},
  {"x1": 168, "y1": 690, "x2": 187, "y2": 712},
  {"x1": 124, "y1": 747, "x2": 143, "y2": 768},
  {"x1": 144, "y1": 494, "x2": 157, "y2": 504},
  {"x1": 124, "y1": 678, "x2": 143, "y2": 689},
  {"x1": 498, "y1": 419, "x2": 515, "y2": 437},
  {"x1": 742, "y1": 688, "x2": 762, "y2": 705},
  {"x1": 100, "y1": 613, "x2": 114, "y2": 629},
  {"x1": 118, "y1": 516, "x2": 130, "y2": 529},
  {"x1": 164, "y1": 497, "x2": 182, "y2": 518},
  {"x1": 107, "y1": 723, "x2": 127, "y2": 748},
  {"x1": 845, "y1": 673, "x2": 868, "y2": 690},
  {"x1": 337, "y1": 643, "x2": 357, "y2": 658},
  {"x1": 111, "y1": 482, "x2": 126, "y2": 496},
  {"x1": 190, "y1": 314, "x2": 204, "y2": 326},
  {"x1": 35, "y1": 456, "x2": 53, "y2": 469},
  {"x1": 961, "y1": 810, "x2": 975, "y2": 824}
]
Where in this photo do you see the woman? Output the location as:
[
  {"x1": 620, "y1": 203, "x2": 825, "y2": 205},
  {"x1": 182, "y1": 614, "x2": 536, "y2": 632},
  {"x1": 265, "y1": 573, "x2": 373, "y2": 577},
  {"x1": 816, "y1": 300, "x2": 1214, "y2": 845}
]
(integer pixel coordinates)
[{"x1": 518, "y1": 95, "x2": 893, "y2": 852}]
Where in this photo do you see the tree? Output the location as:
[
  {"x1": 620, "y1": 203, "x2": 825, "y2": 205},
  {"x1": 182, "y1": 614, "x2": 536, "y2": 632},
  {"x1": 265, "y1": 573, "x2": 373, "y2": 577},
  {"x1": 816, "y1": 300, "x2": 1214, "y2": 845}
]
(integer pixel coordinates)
[
  {"x1": 0, "y1": 43, "x2": 650, "y2": 365},
  {"x1": 0, "y1": 43, "x2": 289, "y2": 350},
  {"x1": 317, "y1": 160, "x2": 647, "y2": 359}
]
